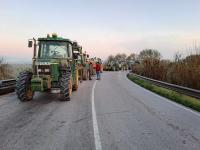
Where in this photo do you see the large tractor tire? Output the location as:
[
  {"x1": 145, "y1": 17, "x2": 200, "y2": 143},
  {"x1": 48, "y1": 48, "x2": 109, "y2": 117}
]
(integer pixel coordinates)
[
  {"x1": 68, "y1": 74, "x2": 73, "y2": 96},
  {"x1": 73, "y1": 69, "x2": 79, "y2": 91},
  {"x1": 78, "y1": 68, "x2": 83, "y2": 83},
  {"x1": 60, "y1": 71, "x2": 72, "y2": 101},
  {"x1": 16, "y1": 71, "x2": 34, "y2": 102},
  {"x1": 82, "y1": 69, "x2": 88, "y2": 80}
]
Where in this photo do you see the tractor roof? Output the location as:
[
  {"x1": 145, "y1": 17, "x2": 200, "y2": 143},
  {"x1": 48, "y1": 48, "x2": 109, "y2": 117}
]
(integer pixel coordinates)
[{"x1": 38, "y1": 37, "x2": 73, "y2": 44}]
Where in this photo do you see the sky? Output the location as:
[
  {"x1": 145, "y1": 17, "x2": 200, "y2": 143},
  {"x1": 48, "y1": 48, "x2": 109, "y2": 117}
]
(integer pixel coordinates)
[{"x1": 0, "y1": 0, "x2": 200, "y2": 63}]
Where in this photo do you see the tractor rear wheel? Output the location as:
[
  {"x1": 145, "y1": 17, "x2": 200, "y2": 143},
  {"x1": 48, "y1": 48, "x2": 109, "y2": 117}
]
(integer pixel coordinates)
[
  {"x1": 73, "y1": 69, "x2": 79, "y2": 91},
  {"x1": 16, "y1": 71, "x2": 34, "y2": 102},
  {"x1": 60, "y1": 72, "x2": 72, "y2": 101}
]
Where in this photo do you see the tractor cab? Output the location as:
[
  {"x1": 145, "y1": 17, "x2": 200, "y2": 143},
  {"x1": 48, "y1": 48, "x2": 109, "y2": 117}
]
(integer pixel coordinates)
[{"x1": 37, "y1": 34, "x2": 73, "y2": 60}]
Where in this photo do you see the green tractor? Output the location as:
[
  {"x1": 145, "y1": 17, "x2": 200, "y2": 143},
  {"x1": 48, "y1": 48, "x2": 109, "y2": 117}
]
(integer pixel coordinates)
[
  {"x1": 16, "y1": 33, "x2": 80, "y2": 101},
  {"x1": 79, "y1": 51, "x2": 90, "y2": 80},
  {"x1": 72, "y1": 41, "x2": 82, "y2": 85},
  {"x1": 70, "y1": 43, "x2": 90, "y2": 82}
]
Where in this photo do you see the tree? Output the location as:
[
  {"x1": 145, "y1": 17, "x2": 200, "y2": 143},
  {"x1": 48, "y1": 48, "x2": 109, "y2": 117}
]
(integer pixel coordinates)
[
  {"x1": 138, "y1": 49, "x2": 161, "y2": 78},
  {"x1": 174, "y1": 52, "x2": 182, "y2": 62},
  {"x1": 139, "y1": 49, "x2": 161, "y2": 60},
  {"x1": 115, "y1": 53, "x2": 127, "y2": 62},
  {"x1": 105, "y1": 55, "x2": 115, "y2": 64},
  {"x1": 126, "y1": 53, "x2": 136, "y2": 61}
]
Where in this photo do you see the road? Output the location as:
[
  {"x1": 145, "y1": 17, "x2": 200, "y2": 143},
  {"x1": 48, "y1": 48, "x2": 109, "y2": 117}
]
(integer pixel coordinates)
[{"x1": 0, "y1": 72, "x2": 200, "y2": 150}]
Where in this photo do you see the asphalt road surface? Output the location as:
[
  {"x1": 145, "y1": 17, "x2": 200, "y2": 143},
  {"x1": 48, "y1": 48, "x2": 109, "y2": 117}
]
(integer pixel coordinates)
[{"x1": 0, "y1": 72, "x2": 200, "y2": 150}]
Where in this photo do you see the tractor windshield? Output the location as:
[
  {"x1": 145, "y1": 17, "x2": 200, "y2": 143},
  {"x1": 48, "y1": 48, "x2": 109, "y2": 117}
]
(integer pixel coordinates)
[{"x1": 39, "y1": 41, "x2": 72, "y2": 58}]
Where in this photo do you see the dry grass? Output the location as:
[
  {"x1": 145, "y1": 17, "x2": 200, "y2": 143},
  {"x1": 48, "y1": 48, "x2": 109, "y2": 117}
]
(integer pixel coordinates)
[
  {"x1": 132, "y1": 54, "x2": 200, "y2": 90},
  {"x1": 0, "y1": 57, "x2": 13, "y2": 80}
]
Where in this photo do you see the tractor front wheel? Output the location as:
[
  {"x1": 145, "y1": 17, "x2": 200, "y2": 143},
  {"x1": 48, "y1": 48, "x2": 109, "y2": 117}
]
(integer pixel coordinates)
[{"x1": 16, "y1": 71, "x2": 34, "y2": 102}]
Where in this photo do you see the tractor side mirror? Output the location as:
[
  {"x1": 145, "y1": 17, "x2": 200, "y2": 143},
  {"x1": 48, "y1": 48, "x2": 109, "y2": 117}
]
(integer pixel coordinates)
[
  {"x1": 28, "y1": 40, "x2": 33, "y2": 47},
  {"x1": 73, "y1": 51, "x2": 80, "y2": 59}
]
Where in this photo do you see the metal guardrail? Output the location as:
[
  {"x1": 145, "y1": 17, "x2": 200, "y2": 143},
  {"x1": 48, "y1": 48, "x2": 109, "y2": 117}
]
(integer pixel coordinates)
[
  {"x1": 0, "y1": 79, "x2": 16, "y2": 95},
  {"x1": 130, "y1": 73, "x2": 200, "y2": 99}
]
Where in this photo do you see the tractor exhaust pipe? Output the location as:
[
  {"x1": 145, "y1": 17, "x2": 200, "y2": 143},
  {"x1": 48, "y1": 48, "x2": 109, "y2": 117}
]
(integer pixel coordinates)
[{"x1": 33, "y1": 38, "x2": 36, "y2": 59}]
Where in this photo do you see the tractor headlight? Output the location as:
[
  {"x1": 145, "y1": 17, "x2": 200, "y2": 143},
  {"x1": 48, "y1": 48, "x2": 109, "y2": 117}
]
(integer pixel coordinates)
[
  {"x1": 44, "y1": 69, "x2": 50, "y2": 72},
  {"x1": 37, "y1": 65, "x2": 51, "y2": 75}
]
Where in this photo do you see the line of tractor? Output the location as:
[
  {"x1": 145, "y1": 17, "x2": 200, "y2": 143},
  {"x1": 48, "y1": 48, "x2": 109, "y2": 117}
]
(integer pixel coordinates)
[{"x1": 16, "y1": 33, "x2": 102, "y2": 102}]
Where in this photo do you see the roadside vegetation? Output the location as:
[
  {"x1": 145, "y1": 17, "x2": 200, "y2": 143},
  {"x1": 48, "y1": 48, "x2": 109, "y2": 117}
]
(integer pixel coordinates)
[
  {"x1": 104, "y1": 48, "x2": 200, "y2": 90},
  {"x1": 132, "y1": 49, "x2": 200, "y2": 90},
  {"x1": 11, "y1": 64, "x2": 32, "y2": 78},
  {"x1": 127, "y1": 74, "x2": 200, "y2": 112},
  {"x1": 0, "y1": 57, "x2": 31, "y2": 80},
  {"x1": 0, "y1": 57, "x2": 13, "y2": 80}
]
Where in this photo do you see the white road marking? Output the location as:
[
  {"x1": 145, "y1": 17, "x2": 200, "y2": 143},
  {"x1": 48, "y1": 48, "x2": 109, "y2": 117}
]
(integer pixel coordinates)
[{"x1": 91, "y1": 80, "x2": 102, "y2": 150}]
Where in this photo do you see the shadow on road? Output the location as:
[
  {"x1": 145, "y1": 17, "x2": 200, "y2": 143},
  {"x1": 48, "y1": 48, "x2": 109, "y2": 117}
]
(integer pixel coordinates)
[{"x1": 30, "y1": 92, "x2": 63, "y2": 104}]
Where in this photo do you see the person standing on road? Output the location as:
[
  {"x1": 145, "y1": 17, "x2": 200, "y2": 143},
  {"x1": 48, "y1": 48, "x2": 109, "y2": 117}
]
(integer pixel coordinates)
[{"x1": 96, "y1": 62, "x2": 101, "y2": 80}]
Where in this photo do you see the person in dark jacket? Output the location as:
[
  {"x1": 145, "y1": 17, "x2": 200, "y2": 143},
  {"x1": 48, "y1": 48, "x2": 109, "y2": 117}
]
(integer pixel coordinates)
[{"x1": 96, "y1": 62, "x2": 101, "y2": 80}]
